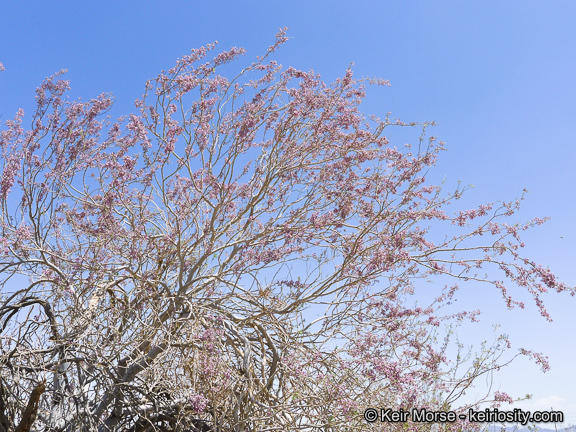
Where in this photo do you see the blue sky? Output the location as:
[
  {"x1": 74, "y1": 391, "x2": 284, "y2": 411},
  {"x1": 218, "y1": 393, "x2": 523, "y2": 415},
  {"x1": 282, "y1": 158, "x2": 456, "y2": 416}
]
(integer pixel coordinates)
[{"x1": 2, "y1": 1, "x2": 575, "y2": 425}]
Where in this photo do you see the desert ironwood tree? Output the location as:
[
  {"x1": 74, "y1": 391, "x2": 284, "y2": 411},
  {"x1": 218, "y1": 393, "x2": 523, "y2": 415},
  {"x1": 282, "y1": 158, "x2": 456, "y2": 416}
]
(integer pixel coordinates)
[{"x1": 0, "y1": 30, "x2": 571, "y2": 431}]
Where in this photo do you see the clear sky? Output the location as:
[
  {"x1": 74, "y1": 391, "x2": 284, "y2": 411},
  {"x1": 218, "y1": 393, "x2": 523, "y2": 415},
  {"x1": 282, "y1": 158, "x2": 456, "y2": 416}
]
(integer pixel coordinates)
[{"x1": 1, "y1": 1, "x2": 575, "y2": 426}]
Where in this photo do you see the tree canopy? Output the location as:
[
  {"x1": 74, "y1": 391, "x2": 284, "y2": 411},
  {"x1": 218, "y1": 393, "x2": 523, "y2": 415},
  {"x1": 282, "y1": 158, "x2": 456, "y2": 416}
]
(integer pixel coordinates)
[{"x1": 0, "y1": 30, "x2": 570, "y2": 432}]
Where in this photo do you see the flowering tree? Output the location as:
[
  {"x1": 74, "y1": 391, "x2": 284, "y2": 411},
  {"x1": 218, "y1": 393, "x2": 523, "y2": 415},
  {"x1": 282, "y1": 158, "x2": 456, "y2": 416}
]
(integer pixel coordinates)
[{"x1": 0, "y1": 31, "x2": 570, "y2": 432}]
